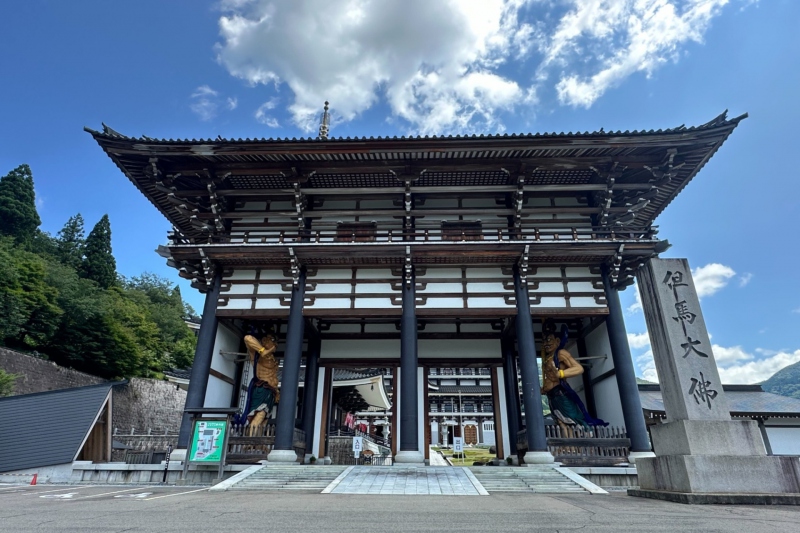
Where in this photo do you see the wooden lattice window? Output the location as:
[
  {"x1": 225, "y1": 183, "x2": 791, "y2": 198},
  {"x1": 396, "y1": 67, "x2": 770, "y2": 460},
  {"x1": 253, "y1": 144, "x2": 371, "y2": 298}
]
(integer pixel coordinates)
[
  {"x1": 441, "y1": 221, "x2": 483, "y2": 241},
  {"x1": 336, "y1": 222, "x2": 377, "y2": 242}
]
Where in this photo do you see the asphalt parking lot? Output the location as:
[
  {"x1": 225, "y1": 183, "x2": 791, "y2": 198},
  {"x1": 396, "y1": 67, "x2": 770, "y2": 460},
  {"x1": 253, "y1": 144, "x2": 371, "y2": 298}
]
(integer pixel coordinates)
[{"x1": 2, "y1": 483, "x2": 799, "y2": 532}]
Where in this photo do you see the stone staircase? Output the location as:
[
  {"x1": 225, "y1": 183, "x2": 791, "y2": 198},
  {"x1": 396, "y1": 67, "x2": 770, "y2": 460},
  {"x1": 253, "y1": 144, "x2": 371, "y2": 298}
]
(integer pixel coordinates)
[
  {"x1": 227, "y1": 465, "x2": 348, "y2": 492},
  {"x1": 469, "y1": 466, "x2": 589, "y2": 494}
]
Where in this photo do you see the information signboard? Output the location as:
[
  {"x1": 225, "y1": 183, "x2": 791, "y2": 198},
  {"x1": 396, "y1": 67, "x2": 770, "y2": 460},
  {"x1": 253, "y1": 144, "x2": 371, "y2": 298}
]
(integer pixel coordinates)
[
  {"x1": 188, "y1": 420, "x2": 227, "y2": 463},
  {"x1": 453, "y1": 437, "x2": 464, "y2": 453},
  {"x1": 353, "y1": 436, "x2": 363, "y2": 457}
]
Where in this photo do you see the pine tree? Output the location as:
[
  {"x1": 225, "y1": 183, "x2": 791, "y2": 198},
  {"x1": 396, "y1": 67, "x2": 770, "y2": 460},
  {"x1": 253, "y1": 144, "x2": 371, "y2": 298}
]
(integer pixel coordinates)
[
  {"x1": 56, "y1": 214, "x2": 86, "y2": 270},
  {"x1": 81, "y1": 214, "x2": 117, "y2": 289},
  {"x1": 0, "y1": 164, "x2": 41, "y2": 244}
]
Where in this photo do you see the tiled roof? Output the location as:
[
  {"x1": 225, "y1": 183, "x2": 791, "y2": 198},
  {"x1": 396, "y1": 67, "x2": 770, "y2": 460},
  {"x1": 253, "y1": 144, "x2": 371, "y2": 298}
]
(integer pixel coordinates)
[
  {"x1": 638, "y1": 385, "x2": 800, "y2": 417},
  {"x1": 0, "y1": 382, "x2": 123, "y2": 472},
  {"x1": 85, "y1": 111, "x2": 745, "y2": 144}
]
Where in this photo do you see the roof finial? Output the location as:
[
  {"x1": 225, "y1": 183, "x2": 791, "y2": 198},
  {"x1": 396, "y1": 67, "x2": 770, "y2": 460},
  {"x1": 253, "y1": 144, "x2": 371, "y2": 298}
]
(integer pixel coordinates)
[{"x1": 318, "y1": 101, "x2": 330, "y2": 140}]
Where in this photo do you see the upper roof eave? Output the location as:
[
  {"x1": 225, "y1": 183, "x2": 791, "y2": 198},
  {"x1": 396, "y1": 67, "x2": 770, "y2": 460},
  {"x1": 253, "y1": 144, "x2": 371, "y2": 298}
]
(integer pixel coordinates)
[{"x1": 84, "y1": 111, "x2": 746, "y2": 148}]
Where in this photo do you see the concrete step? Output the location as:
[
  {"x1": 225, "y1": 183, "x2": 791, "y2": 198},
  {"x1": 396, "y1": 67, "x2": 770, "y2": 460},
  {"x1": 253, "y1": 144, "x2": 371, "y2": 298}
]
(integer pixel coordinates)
[
  {"x1": 227, "y1": 465, "x2": 348, "y2": 492},
  {"x1": 468, "y1": 466, "x2": 589, "y2": 495}
]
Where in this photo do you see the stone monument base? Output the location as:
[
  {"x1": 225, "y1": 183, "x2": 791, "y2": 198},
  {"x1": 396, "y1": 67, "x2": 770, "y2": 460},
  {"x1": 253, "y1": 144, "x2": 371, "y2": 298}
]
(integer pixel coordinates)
[
  {"x1": 635, "y1": 454, "x2": 800, "y2": 494},
  {"x1": 631, "y1": 419, "x2": 800, "y2": 503},
  {"x1": 628, "y1": 488, "x2": 800, "y2": 505}
]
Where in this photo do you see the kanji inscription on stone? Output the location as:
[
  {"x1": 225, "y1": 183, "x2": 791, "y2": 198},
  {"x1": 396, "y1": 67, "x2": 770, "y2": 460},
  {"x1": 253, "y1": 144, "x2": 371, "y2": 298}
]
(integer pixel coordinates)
[
  {"x1": 688, "y1": 372, "x2": 718, "y2": 409},
  {"x1": 637, "y1": 258, "x2": 730, "y2": 422}
]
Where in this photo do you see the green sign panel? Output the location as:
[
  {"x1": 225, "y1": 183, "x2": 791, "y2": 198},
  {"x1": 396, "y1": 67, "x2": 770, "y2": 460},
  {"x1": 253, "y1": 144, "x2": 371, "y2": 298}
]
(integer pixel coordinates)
[{"x1": 188, "y1": 420, "x2": 227, "y2": 463}]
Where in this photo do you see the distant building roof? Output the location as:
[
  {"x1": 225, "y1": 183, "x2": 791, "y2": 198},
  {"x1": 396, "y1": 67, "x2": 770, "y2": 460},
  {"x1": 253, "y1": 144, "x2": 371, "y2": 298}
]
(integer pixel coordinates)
[
  {"x1": 0, "y1": 382, "x2": 123, "y2": 472},
  {"x1": 638, "y1": 384, "x2": 800, "y2": 418}
]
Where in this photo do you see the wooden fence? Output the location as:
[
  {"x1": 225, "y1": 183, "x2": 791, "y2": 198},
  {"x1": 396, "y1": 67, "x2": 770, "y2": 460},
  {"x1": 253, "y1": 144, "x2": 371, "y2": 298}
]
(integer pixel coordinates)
[
  {"x1": 112, "y1": 424, "x2": 305, "y2": 464},
  {"x1": 517, "y1": 425, "x2": 631, "y2": 466},
  {"x1": 226, "y1": 423, "x2": 306, "y2": 464},
  {"x1": 112, "y1": 428, "x2": 177, "y2": 462}
]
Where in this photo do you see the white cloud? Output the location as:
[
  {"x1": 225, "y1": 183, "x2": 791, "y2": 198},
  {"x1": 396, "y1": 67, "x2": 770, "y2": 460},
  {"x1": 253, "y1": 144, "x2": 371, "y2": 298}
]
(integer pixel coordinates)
[
  {"x1": 627, "y1": 283, "x2": 643, "y2": 314},
  {"x1": 738, "y1": 272, "x2": 753, "y2": 287},
  {"x1": 716, "y1": 348, "x2": 800, "y2": 384},
  {"x1": 792, "y1": 307, "x2": 800, "y2": 314},
  {"x1": 692, "y1": 263, "x2": 736, "y2": 298},
  {"x1": 635, "y1": 349, "x2": 659, "y2": 382},
  {"x1": 630, "y1": 331, "x2": 800, "y2": 384},
  {"x1": 216, "y1": 0, "x2": 533, "y2": 134},
  {"x1": 190, "y1": 85, "x2": 237, "y2": 121},
  {"x1": 255, "y1": 99, "x2": 280, "y2": 127},
  {"x1": 627, "y1": 332, "x2": 651, "y2": 349},
  {"x1": 551, "y1": 0, "x2": 732, "y2": 108},
  {"x1": 214, "y1": 0, "x2": 743, "y2": 132}
]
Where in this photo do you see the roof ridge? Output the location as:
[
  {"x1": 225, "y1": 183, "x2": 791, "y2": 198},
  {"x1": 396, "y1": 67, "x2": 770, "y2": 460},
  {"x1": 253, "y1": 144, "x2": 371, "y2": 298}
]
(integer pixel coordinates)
[
  {"x1": 85, "y1": 110, "x2": 745, "y2": 145},
  {"x1": 0, "y1": 380, "x2": 127, "y2": 402}
]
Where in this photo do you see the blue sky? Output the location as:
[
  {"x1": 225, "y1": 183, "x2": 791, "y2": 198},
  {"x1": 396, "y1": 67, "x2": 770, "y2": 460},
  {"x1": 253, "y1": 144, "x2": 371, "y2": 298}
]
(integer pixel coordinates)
[{"x1": 1, "y1": 0, "x2": 798, "y2": 383}]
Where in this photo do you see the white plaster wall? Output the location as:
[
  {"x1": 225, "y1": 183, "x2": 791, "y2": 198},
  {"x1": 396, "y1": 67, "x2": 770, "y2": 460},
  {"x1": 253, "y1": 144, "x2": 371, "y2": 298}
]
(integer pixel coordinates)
[
  {"x1": 765, "y1": 427, "x2": 800, "y2": 455},
  {"x1": 585, "y1": 322, "x2": 625, "y2": 427},
  {"x1": 321, "y1": 339, "x2": 400, "y2": 359},
  {"x1": 204, "y1": 323, "x2": 240, "y2": 408}
]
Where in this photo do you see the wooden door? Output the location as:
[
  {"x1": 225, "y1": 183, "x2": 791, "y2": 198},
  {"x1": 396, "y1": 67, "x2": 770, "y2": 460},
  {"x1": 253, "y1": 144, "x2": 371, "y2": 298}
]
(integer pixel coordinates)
[{"x1": 464, "y1": 425, "x2": 478, "y2": 445}]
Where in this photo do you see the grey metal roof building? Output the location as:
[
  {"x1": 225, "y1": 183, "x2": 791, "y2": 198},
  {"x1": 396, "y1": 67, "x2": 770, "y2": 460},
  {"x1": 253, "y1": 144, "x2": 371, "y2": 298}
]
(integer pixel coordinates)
[
  {"x1": 638, "y1": 384, "x2": 800, "y2": 419},
  {"x1": 0, "y1": 382, "x2": 121, "y2": 472}
]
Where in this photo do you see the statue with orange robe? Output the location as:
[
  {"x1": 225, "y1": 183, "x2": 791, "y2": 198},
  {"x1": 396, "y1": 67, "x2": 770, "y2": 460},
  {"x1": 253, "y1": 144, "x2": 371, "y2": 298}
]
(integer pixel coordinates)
[{"x1": 243, "y1": 334, "x2": 280, "y2": 436}]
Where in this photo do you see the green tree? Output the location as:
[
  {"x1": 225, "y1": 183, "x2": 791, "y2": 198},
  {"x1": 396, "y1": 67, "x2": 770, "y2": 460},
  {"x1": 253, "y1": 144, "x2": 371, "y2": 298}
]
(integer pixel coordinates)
[
  {"x1": 0, "y1": 368, "x2": 19, "y2": 397},
  {"x1": 0, "y1": 237, "x2": 61, "y2": 348},
  {"x1": 0, "y1": 238, "x2": 27, "y2": 342},
  {"x1": 123, "y1": 273, "x2": 197, "y2": 369},
  {"x1": 0, "y1": 164, "x2": 41, "y2": 244},
  {"x1": 56, "y1": 214, "x2": 85, "y2": 270},
  {"x1": 81, "y1": 214, "x2": 116, "y2": 289}
]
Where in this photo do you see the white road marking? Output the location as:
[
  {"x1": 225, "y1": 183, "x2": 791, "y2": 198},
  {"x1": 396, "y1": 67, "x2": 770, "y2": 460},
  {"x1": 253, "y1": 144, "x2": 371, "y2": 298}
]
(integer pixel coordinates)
[
  {"x1": 0, "y1": 485, "x2": 27, "y2": 492},
  {"x1": 142, "y1": 488, "x2": 208, "y2": 501},
  {"x1": 40, "y1": 493, "x2": 77, "y2": 499},
  {"x1": 22, "y1": 487, "x2": 77, "y2": 496},
  {"x1": 72, "y1": 487, "x2": 147, "y2": 500},
  {"x1": 114, "y1": 492, "x2": 153, "y2": 499}
]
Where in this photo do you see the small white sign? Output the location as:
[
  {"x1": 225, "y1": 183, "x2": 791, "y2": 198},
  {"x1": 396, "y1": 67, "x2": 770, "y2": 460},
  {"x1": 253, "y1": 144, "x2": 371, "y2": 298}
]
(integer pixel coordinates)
[
  {"x1": 453, "y1": 437, "x2": 464, "y2": 453},
  {"x1": 353, "y1": 436, "x2": 363, "y2": 457}
]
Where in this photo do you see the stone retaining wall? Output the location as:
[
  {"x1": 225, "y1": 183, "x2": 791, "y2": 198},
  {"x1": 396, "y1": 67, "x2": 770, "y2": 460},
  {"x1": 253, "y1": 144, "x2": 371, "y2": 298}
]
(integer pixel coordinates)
[{"x1": 0, "y1": 348, "x2": 187, "y2": 434}]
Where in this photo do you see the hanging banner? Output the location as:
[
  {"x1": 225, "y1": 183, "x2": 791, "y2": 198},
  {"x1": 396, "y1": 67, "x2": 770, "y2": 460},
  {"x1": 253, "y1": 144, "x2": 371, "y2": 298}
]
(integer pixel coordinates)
[{"x1": 188, "y1": 420, "x2": 227, "y2": 463}]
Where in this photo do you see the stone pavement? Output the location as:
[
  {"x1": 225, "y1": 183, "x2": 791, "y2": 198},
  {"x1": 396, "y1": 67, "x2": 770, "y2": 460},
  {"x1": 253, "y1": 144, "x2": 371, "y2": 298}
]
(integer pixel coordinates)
[
  {"x1": 3, "y1": 484, "x2": 799, "y2": 532},
  {"x1": 327, "y1": 466, "x2": 485, "y2": 495},
  {"x1": 428, "y1": 446, "x2": 450, "y2": 466}
]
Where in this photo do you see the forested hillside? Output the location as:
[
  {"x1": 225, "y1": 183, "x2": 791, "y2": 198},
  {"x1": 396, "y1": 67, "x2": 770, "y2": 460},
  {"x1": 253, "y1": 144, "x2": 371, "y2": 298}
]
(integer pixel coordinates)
[
  {"x1": 0, "y1": 164, "x2": 196, "y2": 379},
  {"x1": 762, "y1": 361, "x2": 800, "y2": 400}
]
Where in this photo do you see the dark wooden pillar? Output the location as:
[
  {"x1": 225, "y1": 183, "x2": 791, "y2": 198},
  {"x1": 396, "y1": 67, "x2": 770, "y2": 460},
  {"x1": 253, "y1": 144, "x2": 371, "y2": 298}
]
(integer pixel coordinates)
[
  {"x1": 269, "y1": 269, "x2": 307, "y2": 461},
  {"x1": 178, "y1": 273, "x2": 221, "y2": 448},
  {"x1": 601, "y1": 264, "x2": 651, "y2": 454},
  {"x1": 396, "y1": 267, "x2": 423, "y2": 462},
  {"x1": 513, "y1": 266, "x2": 553, "y2": 463}
]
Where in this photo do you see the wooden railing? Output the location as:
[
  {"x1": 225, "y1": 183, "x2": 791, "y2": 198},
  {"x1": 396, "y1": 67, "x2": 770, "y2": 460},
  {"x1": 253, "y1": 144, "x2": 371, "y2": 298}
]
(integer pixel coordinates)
[
  {"x1": 171, "y1": 225, "x2": 657, "y2": 247},
  {"x1": 112, "y1": 428, "x2": 177, "y2": 462},
  {"x1": 225, "y1": 423, "x2": 306, "y2": 464},
  {"x1": 517, "y1": 425, "x2": 631, "y2": 466}
]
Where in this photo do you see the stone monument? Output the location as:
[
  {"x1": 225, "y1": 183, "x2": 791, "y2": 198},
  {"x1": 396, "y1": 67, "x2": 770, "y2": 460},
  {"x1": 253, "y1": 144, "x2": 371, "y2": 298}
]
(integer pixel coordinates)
[{"x1": 630, "y1": 258, "x2": 800, "y2": 504}]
